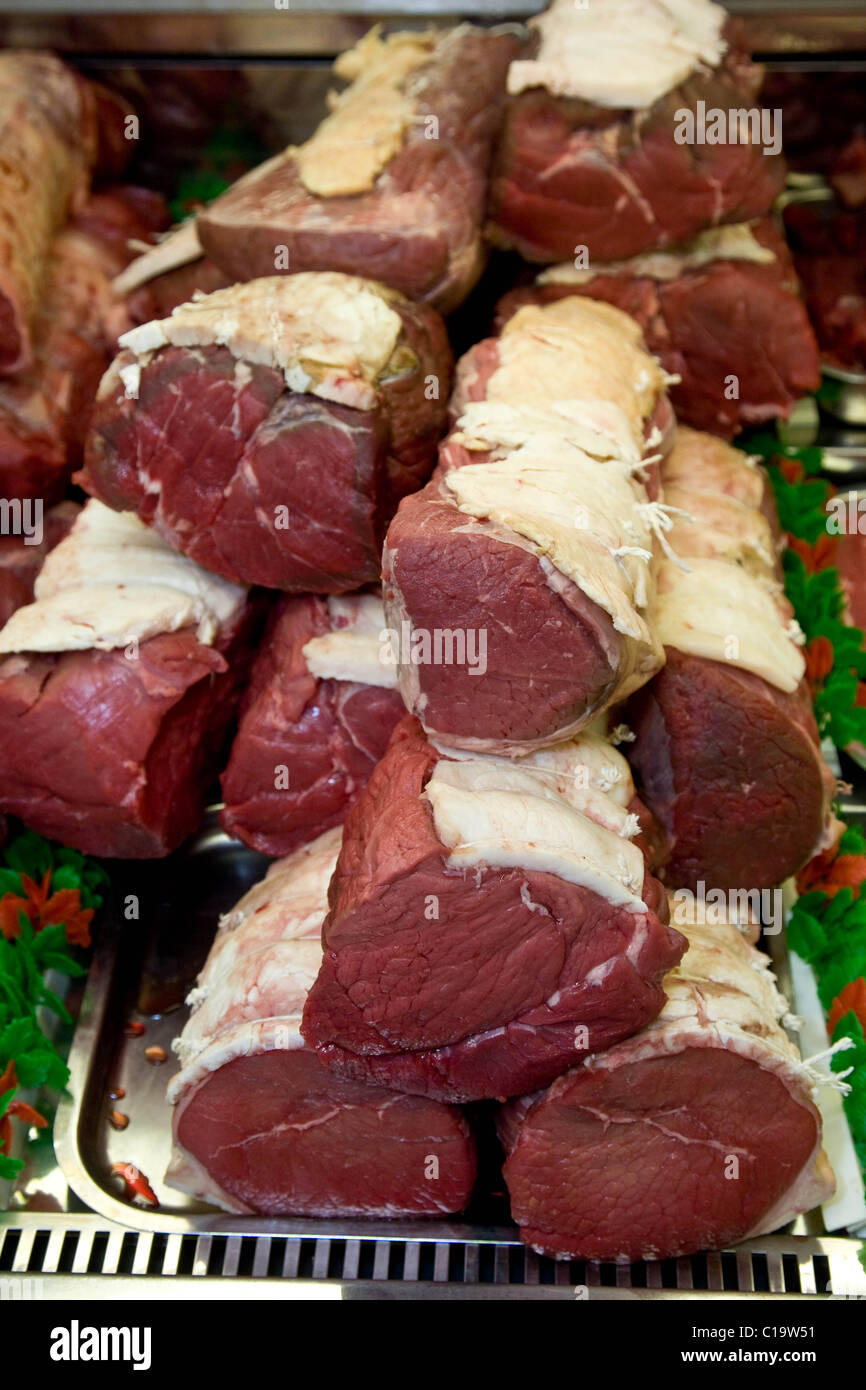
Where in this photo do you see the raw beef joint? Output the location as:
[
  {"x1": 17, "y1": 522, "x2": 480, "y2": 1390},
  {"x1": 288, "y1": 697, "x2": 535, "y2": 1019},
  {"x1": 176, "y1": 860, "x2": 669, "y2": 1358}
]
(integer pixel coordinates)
[
  {"x1": 384, "y1": 296, "x2": 672, "y2": 752},
  {"x1": 167, "y1": 828, "x2": 478, "y2": 1217},
  {"x1": 194, "y1": 25, "x2": 518, "y2": 314},
  {"x1": 626, "y1": 428, "x2": 837, "y2": 892},
  {"x1": 500, "y1": 904, "x2": 835, "y2": 1261},
  {"x1": 302, "y1": 717, "x2": 685, "y2": 1103},
  {"x1": 0, "y1": 187, "x2": 167, "y2": 505},
  {"x1": 0, "y1": 52, "x2": 97, "y2": 373},
  {"x1": 80, "y1": 273, "x2": 451, "y2": 592},
  {"x1": 488, "y1": 0, "x2": 785, "y2": 264},
  {"x1": 784, "y1": 197, "x2": 866, "y2": 373},
  {"x1": 495, "y1": 221, "x2": 820, "y2": 438},
  {"x1": 0, "y1": 501, "x2": 254, "y2": 858},
  {"x1": 221, "y1": 591, "x2": 405, "y2": 857}
]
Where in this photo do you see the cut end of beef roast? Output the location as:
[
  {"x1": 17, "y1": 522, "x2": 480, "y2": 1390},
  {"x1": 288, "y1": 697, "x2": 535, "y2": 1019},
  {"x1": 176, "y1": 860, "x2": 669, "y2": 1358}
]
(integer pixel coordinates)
[
  {"x1": 0, "y1": 501, "x2": 254, "y2": 857},
  {"x1": 79, "y1": 273, "x2": 451, "y2": 592},
  {"x1": 195, "y1": 25, "x2": 519, "y2": 314},
  {"x1": 384, "y1": 296, "x2": 672, "y2": 753},
  {"x1": 301, "y1": 716, "x2": 685, "y2": 1103},
  {"x1": 628, "y1": 648, "x2": 835, "y2": 893},
  {"x1": 167, "y1": 828, "x2": 477, "y2": 1218},
  {"x1": 626, "y1": 428, "x2": 837, "y2": 892},
  {"x1": 488, "y1": 1, "x2": 786, "y2": 264},
  {"x1": 220, "y1": 591, "x2": 404, "y2": 857},
  {"x1": 500, "y1": 904, "x2": 835, "y2": 1262}
]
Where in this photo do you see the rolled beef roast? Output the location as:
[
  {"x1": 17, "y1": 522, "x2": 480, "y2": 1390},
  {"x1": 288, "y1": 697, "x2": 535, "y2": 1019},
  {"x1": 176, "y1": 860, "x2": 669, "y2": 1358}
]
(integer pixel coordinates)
[
  {"x1": 167, "y1": 828, "x2": 478, "y2": 1217},
  {"x1": 302, "y1": 716, "x2": 685, "y2": 1103},
  {"x1": 221, "y1": 591, "x2": 404, "y2": 857},
  {"x1": 193, "y1": 26, "x2": 518, "y2": 314},
  {"x1": 0, "y1": 500, "x2": 255, "y2": 858},
  {"x1": 0, "y1": 188, "x2": 167, "y2": 505},
  {"x1": 627, "y1": 428, "x2": 837, "y2": 893},
  {"x1": 0, "y1": 52, "x2": 97, "y2": 374},
  {"x1": 384, "y1": 296, "x2": 673, "y2": 753},
  {"x1": 79, "y1": 273, "x2": 451, "y2": 592},
  {"x1": 495, "y1": 221, "x2": 820, "y2": 438},
  {"x1": 500, "y1": 904, "x2": 835, "y2": 1261},
  {"x1": 783, "y1": 196, "x2": 866, "y2": 373},
  {"x1": 488, "y1": 0, "x2": 785, "y2": 266}
]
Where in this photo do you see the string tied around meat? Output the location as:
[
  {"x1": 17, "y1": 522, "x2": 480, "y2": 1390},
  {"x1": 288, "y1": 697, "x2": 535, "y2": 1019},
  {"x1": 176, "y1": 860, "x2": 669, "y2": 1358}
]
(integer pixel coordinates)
[
  {"x1": 800, "y1": 1036, "x2": 856, "y2": 1095},
  {"x1": 635, "y1": 500, "x2": 693, "y2": 570}
]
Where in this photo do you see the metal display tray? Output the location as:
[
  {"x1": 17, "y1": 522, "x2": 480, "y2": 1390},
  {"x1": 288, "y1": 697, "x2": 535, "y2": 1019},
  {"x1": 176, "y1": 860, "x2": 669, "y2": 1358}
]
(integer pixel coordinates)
[{"x1": 47, "y1": 808, "x2": 861, "y2": 1294}]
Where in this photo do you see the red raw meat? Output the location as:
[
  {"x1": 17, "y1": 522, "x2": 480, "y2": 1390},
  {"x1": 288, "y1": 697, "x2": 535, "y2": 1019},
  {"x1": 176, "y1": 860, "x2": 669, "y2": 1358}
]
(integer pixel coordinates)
[
  {"x1": 168, "y1": 829, "x2": 477, "y2": 1217},
  {"x1": 626, "y1": 429, "x2": 836, "y2": 892},
  {"x1": 80, "y1": 275, "x2": 451, "y2": 592},
  {"x1": 221, "y1": 593, "x2": 404, "y2": 856},
  {"x1": 495, "y1": 220, "x2": 819, "y2": 438},
  {"x1": 0, "y1": 186, "x2": 168, "y2": 504},
  {"x1": 383, "y1": 297, "x2": 670, "y2": 751},
  {"x1": 302, "y1": 717, "x2": 684, "y2": 1102},
  {"x1": 500, "y1": 911, "x2": 834, "y2": 1261},
  {"x1": 0, "y1": 501, "x2": 78, "y2": 628},
  {"x1": 489, "y1": 16, "x2": 785, "y2": 264},
  {"x1": 196, "y1": 26, "x2": 518, "y2": 314}
]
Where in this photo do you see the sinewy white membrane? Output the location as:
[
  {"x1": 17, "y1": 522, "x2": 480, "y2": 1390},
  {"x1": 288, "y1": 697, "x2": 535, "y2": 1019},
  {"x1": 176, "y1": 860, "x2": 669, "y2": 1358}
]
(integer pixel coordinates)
[
  {"x1": 302, "y1": 593, "x2": 398, "y2": 689},
  {"x1": 118, "y1": 272, "x2": 404, "y2": 412},
  {"x1": 507, "y1": 0, "x2": 727, "y2": 110},
  {"x1": 0, "y1": 500, "x2": 246, "y2": 654}
]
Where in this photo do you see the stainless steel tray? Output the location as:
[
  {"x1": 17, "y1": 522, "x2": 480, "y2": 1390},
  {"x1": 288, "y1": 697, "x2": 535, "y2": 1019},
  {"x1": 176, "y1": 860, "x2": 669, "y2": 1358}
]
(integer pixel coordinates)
[
  {"x1": 822, "y1": 367, "x2": 866, "y2": 429},
  {"x1": 48, "y1": 808, "x2": 860, "y2": 1276}
]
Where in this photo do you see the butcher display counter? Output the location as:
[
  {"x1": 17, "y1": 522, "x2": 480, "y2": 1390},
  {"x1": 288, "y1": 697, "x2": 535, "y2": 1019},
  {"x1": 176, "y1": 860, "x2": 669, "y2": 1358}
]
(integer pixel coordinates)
[{"x1": 0, "y1": 0, "x2": 865, "y2": 1307}]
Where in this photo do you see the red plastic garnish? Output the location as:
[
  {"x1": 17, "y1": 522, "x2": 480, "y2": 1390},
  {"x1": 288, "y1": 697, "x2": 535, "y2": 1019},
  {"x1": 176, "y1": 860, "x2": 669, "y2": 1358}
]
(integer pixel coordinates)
[
  {"x1": 0, "y1": 870, "x2": 94, "y2": 946},
  {"x1": 124, "y1": 1021, "x2": 146, "y2": 1038},
  {"x1": 828, "y1": 978, "x2": 866, "y2": 1038},
  {"x1": 804, "y1": 634, "x2": 835, "y2": 688},
  {"x1": 798, "y1": 848, "x2": 866, "y2": 899},
  {"x1": 0, "y1": 1059, "x2": 47, "y2": 1156},
  {"x1": 111, "y1": 1162, "x2": 158, "y2": 1206}
]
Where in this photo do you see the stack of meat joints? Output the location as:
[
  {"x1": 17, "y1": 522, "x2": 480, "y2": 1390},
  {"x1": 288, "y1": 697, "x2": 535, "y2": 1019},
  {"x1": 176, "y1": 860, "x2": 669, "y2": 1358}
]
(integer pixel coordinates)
[
  {"x1": 296, "y1": 289, "x2": 836, "y2": 1254},
  {"x1": 165, "y1": 6, "x2": 837, "y2": 1253},
  {"x1": 0, "y1": 270, "x2": 454, "y2": 858},
  {"x1": 0, "y1": 8, "x2": 839, "y2": 1259},
  {"x1": 0, "y1": 52, "x2": 167, "y2": 505},
  {"x1": 162, "y1": 281, "x2": 836, "y2": 1246},
  {"x1": 488, "y1": 0, "x2": 820, "y2": 435}
]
